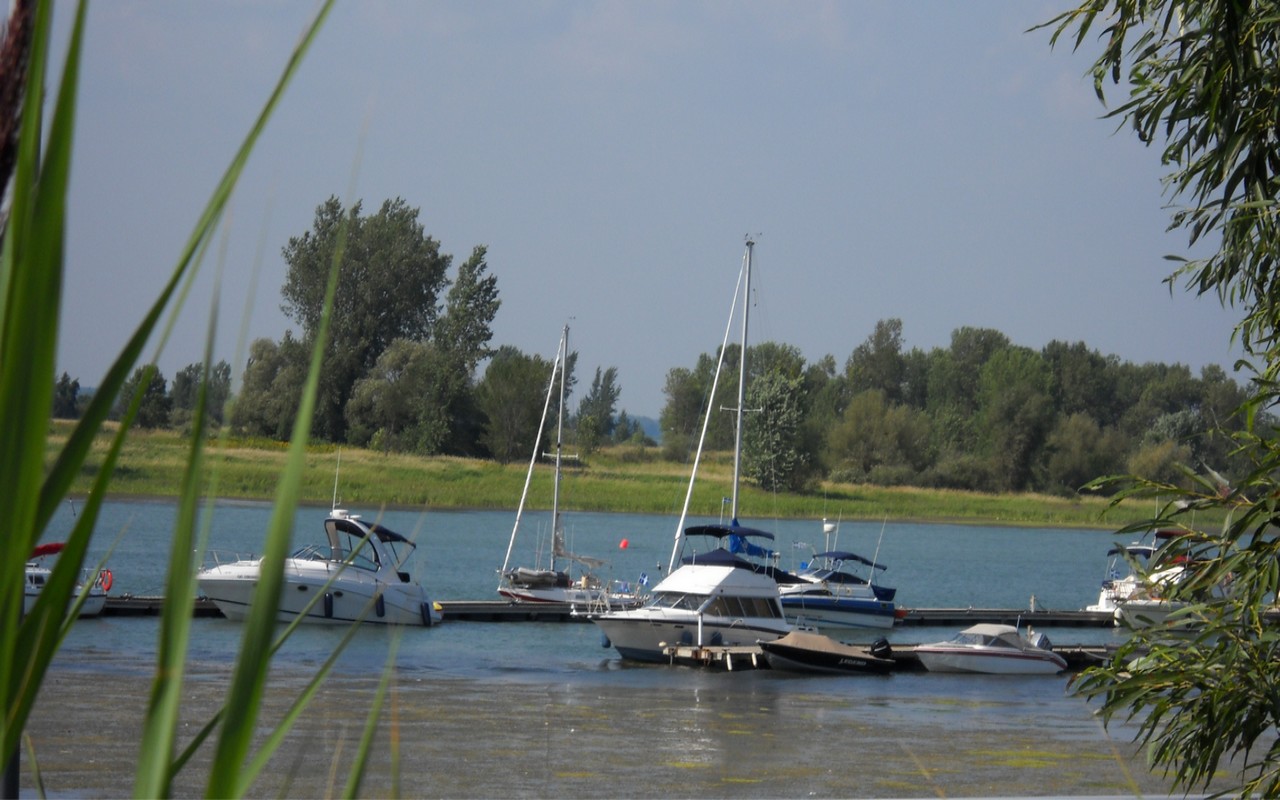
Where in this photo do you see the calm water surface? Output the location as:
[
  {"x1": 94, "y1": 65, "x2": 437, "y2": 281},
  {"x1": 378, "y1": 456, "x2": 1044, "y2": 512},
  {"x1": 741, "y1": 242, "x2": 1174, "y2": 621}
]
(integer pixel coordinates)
[{"x1": 27, "y1": 499, "x2": 1228, "y2": 798}]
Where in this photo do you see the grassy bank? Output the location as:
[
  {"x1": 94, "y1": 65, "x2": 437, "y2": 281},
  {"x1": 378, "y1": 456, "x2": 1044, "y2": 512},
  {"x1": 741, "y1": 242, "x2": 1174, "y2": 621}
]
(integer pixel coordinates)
[{"x1": 48, "y1": 420, "x2": 1157, "y2": 529}]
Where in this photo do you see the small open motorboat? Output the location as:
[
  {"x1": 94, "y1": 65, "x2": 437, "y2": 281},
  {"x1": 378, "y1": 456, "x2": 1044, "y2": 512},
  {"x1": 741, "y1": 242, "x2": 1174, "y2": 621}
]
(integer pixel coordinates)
[
  {"x1": 198, "y1": 509, "x2": 442, "y2": 626},
  {"x1": 913, "y1": 623, "x2": 1066, "y2": 674},
  {"x1": 758, "y1": 629, "x2": 895, "y2": 675},
  {"x1": 25, "y1": 542, "x2": 110, "y2": 618}
]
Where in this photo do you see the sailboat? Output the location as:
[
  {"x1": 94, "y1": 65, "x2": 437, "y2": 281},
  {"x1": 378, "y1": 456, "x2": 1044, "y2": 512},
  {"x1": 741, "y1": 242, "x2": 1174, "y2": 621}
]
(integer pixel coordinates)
[
  {"x1": 497, "y1": 325, "x2": 637, "y2": 608},
  {"x1": 592, "y1": 239, "x2": 792, "y2": 662}
]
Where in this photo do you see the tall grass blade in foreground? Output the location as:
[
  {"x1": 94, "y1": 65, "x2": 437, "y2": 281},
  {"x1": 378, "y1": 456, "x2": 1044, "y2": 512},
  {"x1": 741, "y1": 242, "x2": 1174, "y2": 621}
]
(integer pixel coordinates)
[{"x1": 1, "y1": 0, "x2": 356, "y2": 796}]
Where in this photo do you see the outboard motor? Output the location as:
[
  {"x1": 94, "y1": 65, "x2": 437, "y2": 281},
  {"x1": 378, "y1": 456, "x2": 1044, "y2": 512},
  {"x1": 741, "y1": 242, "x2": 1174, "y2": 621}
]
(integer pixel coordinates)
[
  {"x1": 869, "y1": 637, "x2": 892, "y2": 660},
  {"x1": 1027, "y1": 629, "x2": 1052, "y2": 650}
]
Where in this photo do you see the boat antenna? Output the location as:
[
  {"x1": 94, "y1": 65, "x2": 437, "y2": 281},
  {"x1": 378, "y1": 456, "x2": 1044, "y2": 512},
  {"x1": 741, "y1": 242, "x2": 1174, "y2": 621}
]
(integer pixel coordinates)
[{"x1": 332, "y1": 447, "x2": 342, "y2": 510}]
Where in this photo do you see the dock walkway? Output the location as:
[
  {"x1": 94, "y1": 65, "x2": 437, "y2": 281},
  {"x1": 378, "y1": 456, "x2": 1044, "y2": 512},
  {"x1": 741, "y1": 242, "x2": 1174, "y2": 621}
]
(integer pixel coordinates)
[{"x1": 103, "y1": 596, "x2": 1118, "y2": 627}]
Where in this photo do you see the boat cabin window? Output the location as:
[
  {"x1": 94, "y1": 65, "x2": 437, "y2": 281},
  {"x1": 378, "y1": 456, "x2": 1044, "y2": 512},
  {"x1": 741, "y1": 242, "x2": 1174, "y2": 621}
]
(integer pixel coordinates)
[
  {"x1": 702, "y1": 595, "x2": 783, "y2": 619},
  {"x1": 648, "y1": 592, "x2": 705, "y2": 611}
]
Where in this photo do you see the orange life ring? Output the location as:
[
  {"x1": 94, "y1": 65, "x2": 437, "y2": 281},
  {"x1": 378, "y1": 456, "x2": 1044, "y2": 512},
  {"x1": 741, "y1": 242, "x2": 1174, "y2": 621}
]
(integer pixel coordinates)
[{"x1": 98, "y1": 569, "x2": 113, "y2": 593}]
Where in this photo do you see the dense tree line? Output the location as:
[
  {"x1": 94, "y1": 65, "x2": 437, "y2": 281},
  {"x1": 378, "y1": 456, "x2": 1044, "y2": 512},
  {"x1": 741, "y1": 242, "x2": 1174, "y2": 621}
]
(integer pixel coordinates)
[
  {"x1": 55, "y1": 195, "x2": 1248, "y2": 500},
  {"x1": 660, "y1": 318, "x2": 1253, "y2": 496}
]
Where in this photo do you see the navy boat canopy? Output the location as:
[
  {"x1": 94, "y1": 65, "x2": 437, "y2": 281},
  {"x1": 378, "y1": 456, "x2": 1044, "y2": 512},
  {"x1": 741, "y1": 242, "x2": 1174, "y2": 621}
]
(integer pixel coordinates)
[
  {"x1": 814, "y1": 551, "x2": 886, "y2": 570},
  {"x1": 684, "y1": 521, "x2": 776, "y2": 541},
  {"x1": 332, "y1": 516, "x2": 416, "y2": 548}
]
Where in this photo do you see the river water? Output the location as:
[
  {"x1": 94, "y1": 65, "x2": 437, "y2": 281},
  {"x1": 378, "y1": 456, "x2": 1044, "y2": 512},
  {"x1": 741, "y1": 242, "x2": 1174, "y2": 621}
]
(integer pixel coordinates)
[{"x1": 21, "y1": 499, "x2": 1252, "y2": 797}]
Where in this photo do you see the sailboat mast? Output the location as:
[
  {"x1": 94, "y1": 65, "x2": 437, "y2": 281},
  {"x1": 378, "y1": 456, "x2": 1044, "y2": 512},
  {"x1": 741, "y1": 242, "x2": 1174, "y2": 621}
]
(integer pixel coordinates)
[
  {"x1": 550, "y1": 324, "x2": 568, "y2": 571},
  {"x1": 730, "y1": 239, "x2": 753, "y2": 521}
]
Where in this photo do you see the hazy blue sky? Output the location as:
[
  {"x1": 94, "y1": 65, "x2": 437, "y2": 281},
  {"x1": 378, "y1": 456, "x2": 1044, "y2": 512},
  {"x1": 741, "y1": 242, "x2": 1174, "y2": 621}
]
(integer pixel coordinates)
[{"x1": 51, "y1": 2, "x2": 1244, "y2": 419}]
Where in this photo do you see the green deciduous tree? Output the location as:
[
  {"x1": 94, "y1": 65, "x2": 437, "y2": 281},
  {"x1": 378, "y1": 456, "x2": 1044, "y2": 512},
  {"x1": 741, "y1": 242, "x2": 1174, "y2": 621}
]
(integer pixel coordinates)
[
  {"x1": 229, "y1": 335, "x2": 308, "y2": 440},
  {"x1": 742, "y1": 369, "x2": 809, "y2": 492},
  {"x1": 116, "y1": 366, "x2": 170, "y2": 428},
  {"x1": 475, "y1": 346, "x2": 555, "y2": 463},
  {"x1": 52, "y1": 372, "x2": 78, "y2": 419},
  {"x1": 170, "y1": 360, "x2": 231, "y2": 427},
  {"x1": 1044, "y1": 1, "x2": 1280, "y2": 794},
  {"x1": 846, "y1": 318, "x2": 906, "y2": 404},
  {"x1": 576, "y1": 365, "x2": 620, "y2": 453},
  {"x1": 280, "y1": 196, "x2": 450, "y2": 442}
]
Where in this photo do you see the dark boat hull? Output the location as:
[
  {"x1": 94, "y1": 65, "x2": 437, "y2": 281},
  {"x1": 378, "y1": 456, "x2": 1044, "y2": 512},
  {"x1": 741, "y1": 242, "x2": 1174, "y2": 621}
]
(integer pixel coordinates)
[{"x1": 758, "y1": 630, "x2": 894, "y2": 675}]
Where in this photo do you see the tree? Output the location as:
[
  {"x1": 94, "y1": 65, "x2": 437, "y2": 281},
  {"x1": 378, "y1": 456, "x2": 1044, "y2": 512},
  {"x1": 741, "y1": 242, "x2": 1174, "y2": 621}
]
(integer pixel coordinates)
[
  {"x1": 229, "y1": 335, "x2": 308, "y2": 439},
  {"x1": 280, "y1": 196, "x2": 451, "y2": 442},
  {"x1": 845, "y1": 318, "x2": 906, "y2": 403},
  {"x1": 742, "y1": 370, "x2": 810, "y2": 492},
  {"x1": 52, "y1": 372, "x2": 78, "y2": 419},
  {"x1": 475, "y1": 346, "x2": 554, "y2": 463},
  {"x1": 977, "y1": 347, "x2": 1055, "y2": 491},
  {"x1": 116, "y1": 367, "x2": 170, "y2": 429},
  {"x1": 344, "y1": 338, "x2": 431, "y2": 452},
  {"x1": 170, "y1": 360, "x2": 231, "y2": 427},
  {"x1": 1045, "y1": 2, "x2": 1280, "y2": 794},
  {"x1": 576, "y1": 366, "x2": 620, "y2": 453},
  {"x1": 824, "y1": 389, "x2": 932, "y2": 485}
]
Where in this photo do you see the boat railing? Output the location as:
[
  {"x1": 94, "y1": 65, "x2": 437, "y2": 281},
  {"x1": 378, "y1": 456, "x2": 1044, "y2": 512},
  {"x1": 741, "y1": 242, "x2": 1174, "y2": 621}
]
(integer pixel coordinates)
[{"x1": 202, "y1": 549, "x2": 259, "y2": 568}]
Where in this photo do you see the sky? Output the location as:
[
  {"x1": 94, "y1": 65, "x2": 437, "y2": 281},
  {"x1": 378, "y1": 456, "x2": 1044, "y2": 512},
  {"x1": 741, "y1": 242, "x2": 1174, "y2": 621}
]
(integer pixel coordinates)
[{"x1": 48, "y1": 1, "x2": 1246, "y2": 420}]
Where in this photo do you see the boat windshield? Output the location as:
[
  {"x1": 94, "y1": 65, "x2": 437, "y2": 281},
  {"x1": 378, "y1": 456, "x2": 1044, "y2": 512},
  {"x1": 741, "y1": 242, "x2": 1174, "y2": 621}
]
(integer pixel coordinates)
[{"x1": 646, "y1": 592, "x2": 706, "y2": 611}]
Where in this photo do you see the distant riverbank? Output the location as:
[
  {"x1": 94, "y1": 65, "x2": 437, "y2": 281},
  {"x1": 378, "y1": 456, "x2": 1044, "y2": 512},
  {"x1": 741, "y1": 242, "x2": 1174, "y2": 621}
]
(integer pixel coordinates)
[{"x1": 49, "y1": 421, "x2": 1160, "y2": 530}]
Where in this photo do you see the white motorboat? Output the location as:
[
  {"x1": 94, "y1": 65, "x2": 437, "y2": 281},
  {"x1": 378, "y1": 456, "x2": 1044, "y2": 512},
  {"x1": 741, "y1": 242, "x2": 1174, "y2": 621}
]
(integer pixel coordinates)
[
  {"x1": 1092, "y1": 529, "x2": 1217, "y2": 629},
  {"x1": 198, "y1": 509, "x2": 442, "y2": 626},
  {"x1": 779, "y1": 520, "x2": 898, "y2": 630},
  {"x1": 1084, "y1": 541, "x2": 1157, "y2": 616},
  {"x1": 913, "y1": 623, "x2": 1067, "y2": 674},
  {"x1": 592, "y1": 239, "x2": 792, "y2": 662},
  {"x1": 24, "y1": 542, "x2": 110, "y2": 618},
  {"x1": 497, "y1": 325, "x2": 639, "y2": 610}
]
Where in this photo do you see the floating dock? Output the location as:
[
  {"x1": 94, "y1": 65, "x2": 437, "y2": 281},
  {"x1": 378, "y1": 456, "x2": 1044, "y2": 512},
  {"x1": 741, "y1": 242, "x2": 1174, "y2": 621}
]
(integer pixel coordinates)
[
  {"x1": 100, "y1": 596, "x2": 1116, "y2": 672},
  {"x1": 102, "y1": 597, "x2": 1118, "y2": 627}
]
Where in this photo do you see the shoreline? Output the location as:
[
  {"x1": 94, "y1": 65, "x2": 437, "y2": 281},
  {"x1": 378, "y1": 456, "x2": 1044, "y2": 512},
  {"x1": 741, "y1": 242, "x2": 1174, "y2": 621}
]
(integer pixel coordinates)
[{"x1": 71, "y1": 491, "x2": 1125, "y2": 532}]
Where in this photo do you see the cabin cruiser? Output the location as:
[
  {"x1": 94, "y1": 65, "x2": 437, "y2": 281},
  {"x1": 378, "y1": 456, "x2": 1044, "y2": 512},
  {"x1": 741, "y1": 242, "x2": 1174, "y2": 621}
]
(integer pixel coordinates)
[
  {"x1": 592, "y1": 240, "x2": 792, "y2": 662},
  {"x1": 779, "y1": 549, "x2": 897, "y2": 630},
  {"x1": 591, "y1": 525, "x2": 792, "y2": 662},
  {"x1": 914, "y1": 623, "x2": 1066, "y2": 674},
  {"x1": 198, "y1": 509, "x2": 442, "y2": 626}
]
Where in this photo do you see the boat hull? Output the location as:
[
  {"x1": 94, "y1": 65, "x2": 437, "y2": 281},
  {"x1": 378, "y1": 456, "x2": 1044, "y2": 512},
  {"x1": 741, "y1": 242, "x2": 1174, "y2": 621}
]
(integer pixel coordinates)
[
  {"x1": 592, "y1": 610, "x2": 790, "y2": 663},
  {"x1": 198, "y1": 560, "x2": 440, "y2": 626},
  {"x1": 758, "y1": 631, "x2": 894, "y2": 674},
  {"x1": 913, "y1": 646, "x2": 1066, "y2": 674},
  {"x1": 779, "y1": 594, "x2": 897, "y2": 630}
]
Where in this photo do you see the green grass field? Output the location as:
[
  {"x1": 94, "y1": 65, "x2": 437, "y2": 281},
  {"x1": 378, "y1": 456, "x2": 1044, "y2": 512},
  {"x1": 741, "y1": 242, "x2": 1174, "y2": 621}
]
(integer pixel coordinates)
[{"x1": 47, "y1": 420, "x2": 1165, "y2": 530}]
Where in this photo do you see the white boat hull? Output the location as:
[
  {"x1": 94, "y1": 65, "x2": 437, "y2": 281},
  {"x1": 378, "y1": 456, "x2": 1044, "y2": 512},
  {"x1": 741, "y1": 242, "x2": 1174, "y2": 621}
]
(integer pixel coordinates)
[
  {"x1": 199, "y1": 560, "x2": 440, "y2": 626},
  {"x1": 593, "y1": 607, "x2": 789, "y2": 663},
  {"x1": 913, "y1": 646, "x2": 1066, "y2": 674}
]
